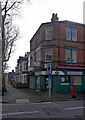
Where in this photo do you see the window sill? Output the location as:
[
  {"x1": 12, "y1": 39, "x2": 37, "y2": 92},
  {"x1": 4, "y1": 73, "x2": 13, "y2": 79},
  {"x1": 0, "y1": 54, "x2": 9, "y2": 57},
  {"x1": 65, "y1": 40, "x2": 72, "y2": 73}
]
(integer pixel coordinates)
[
  {"x1": 45, "y1": 38, "x2": 54, "y2": 41},
  {"x1": 66, "y1": 40, "x2": 78, "y2": 43},
  {"x1": 60, "y1": 83, "x2": 69, "y2": 85},
  {"x1": 66, "y1": 62, "x2": 77, "y2": 64},
  {"x1": 45, "y1": 61, "x2": 53, "y2": 63}
]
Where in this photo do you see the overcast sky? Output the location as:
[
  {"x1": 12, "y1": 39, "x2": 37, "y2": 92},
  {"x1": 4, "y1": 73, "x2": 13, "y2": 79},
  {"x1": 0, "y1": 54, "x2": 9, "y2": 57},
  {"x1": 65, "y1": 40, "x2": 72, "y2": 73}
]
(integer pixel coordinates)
[{"x1": 7, "y1": 0, "x2": 84, "y2": 72}]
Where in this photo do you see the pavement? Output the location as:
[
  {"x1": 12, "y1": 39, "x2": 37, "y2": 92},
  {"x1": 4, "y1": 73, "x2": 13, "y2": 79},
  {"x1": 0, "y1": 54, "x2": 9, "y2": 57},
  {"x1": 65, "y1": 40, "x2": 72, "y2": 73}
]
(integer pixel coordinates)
[{"x1": 2, "y1": 83, "x2": 85, "y2": 104}]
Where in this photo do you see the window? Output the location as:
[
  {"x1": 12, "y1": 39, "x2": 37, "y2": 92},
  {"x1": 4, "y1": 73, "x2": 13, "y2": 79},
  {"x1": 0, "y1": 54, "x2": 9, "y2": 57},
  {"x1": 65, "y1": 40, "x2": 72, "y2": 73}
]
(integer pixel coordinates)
[
  {"x1": 19, "y1": 64, "x2": 22, "y2": 72},
  {"x1": 37, "y1": 31, "x2": 40, "y2": 44},
  {"x1": 28, "y1": 55, "x2": 30, "y2": 67},
  {"x1": 60, "y1": 76, "x2": 70, "y2": 85},
  {"x1": 24, "y1": 62, "x2": 26, "y2": 70},
  {"x1": 66, "y1": 48, "x2": 77, "y2": 63},
  {"x1": 66, "y1": 49, "x2": 71, "y2": 62},
  {"x1": 66, "y1": 28, "x2": 71, "y2": 40},
  {"x1": 45, "y1": 25, "x2": 53, "y2": 40},
  {"x1": 36, "y1": 49, "x2": 41, "y2": 62},
  {"x1": 66, "y1": 27, "x2": 77, "y2": 41},
  {"x1": 30, "y1": 52, "x2": 34, "y2": 67},
  {"x1": 72, "y1": 29, "x2": 77, "y2": 41},
  {"x1": 45, "y1": 48, "x2": 52, "y2": 62},
  {"x1": 24, "y1": 75, "x2": 26, "y2": 83},
  {"x1": 72, "y1": 50, "x2": 77, "y2": 63},
  {"x1": 74, "y1": 76, "x2": 82, "y2": 85}
]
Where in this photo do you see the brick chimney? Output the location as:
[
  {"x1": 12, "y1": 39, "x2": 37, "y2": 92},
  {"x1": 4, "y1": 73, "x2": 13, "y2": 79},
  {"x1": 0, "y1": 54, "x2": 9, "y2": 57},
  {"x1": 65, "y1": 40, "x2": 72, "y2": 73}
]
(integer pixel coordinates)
[{"x1": 51, "y1": 13, "x2": 59, "y2": 22}]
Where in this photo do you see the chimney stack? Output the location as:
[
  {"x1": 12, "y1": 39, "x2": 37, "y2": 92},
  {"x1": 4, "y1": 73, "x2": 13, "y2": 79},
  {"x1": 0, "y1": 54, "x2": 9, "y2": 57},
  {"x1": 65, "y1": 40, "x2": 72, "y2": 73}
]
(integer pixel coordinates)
[{"x1": 51, "y1": 13, "x2": 59, "y2": 22}]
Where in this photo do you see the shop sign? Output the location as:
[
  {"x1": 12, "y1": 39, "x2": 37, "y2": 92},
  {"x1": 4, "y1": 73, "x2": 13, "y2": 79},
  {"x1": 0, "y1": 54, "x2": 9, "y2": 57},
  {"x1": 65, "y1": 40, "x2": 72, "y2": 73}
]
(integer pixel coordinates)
[
  {"x1": 33, "y1": 62, "x2": 40, "y2": 66},
  {"x1": 67, "y1": 71, "x2": 82, "y2": 75}
]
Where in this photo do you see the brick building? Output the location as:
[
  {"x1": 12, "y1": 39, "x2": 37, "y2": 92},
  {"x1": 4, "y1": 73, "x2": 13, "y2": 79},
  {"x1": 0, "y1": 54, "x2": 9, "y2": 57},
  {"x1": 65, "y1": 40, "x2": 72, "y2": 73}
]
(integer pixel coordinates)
[
  {"x1": 29, "y1": 13, "x2": 85, "y2": 92},
  {"x1": 15, "y1": 53, "x2": 29, "y2": 88}
]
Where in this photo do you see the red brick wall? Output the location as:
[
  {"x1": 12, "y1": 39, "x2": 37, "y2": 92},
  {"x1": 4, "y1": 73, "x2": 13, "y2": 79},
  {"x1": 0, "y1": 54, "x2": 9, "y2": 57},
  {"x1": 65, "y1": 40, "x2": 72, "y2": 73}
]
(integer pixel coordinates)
[{"x1": 30, "y1": 21, "x2": 85, "y2": 68}]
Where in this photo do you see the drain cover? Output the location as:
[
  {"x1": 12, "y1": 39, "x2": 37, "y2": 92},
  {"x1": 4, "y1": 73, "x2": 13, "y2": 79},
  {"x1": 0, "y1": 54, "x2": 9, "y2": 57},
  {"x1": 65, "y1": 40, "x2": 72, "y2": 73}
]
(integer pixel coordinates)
[{"x1": 16, "y1": 99, "x2": 30, "y2": 103}]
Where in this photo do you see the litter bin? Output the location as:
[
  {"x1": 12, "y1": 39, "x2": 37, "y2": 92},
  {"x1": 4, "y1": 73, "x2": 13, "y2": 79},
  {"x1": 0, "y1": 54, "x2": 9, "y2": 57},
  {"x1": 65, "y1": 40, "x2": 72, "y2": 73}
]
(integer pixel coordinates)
[{"x1": 72, "y1": 85, "x2": 76, "y2": 98}]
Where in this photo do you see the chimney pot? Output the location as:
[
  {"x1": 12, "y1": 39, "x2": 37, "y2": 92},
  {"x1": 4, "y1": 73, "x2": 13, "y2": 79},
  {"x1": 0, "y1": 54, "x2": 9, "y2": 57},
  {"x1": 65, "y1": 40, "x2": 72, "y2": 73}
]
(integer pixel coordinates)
[{"x1": 51, "y1": 13, "x2": 59, "y2": 22}]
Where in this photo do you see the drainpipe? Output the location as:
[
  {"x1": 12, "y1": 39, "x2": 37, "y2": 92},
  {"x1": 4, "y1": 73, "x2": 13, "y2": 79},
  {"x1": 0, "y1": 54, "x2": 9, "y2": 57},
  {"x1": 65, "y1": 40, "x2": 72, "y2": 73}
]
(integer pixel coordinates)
[{"x1": 58, "y1": 22, "x2": 60, "y2": 67}]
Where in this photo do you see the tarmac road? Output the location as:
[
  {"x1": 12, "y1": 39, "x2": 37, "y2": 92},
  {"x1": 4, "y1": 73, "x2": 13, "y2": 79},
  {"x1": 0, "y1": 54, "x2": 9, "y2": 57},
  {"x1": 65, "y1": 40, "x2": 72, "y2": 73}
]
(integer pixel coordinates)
[
  {"x1": 1, "y1": 100, "x2": 85, "y2": 119},
  {"x1": 1, "y1": 83, "x2": 85, "y2": 119}
]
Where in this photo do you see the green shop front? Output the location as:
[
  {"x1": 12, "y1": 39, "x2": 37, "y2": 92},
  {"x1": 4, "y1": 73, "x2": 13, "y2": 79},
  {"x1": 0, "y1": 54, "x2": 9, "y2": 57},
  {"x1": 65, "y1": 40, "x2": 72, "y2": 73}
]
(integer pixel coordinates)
[{"x1": 35, "y1": 69, "x2": 85, "y2": 93}]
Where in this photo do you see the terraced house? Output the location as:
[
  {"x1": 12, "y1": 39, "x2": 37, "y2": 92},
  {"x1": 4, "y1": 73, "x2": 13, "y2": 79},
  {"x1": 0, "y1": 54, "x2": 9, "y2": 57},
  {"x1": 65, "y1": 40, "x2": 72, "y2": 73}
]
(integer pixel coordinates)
[
  {"x1": 15, "y1": 54, "x2": 29, "y2": 88},
  {"x1": 29, "y1": 13, "x2": 85, "y2": 93}
]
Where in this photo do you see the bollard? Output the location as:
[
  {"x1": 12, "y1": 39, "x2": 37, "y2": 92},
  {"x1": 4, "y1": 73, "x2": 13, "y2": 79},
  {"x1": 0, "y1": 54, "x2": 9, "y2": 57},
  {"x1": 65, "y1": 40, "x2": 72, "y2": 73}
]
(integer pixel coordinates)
[{"x1": 72, "y1": 85, "x2": 76, "y2": 98}]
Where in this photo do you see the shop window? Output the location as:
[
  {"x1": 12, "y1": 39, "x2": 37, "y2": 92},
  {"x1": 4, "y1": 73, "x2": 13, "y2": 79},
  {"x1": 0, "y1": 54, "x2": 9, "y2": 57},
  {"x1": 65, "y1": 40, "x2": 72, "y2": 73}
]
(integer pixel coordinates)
[
  {"x1": 45, "y1": 25, "x2": 53, "y2": 40},
  {"x1": 74, "y1": 76, "x2": 82, "y2": 85},
  {"x1": 45, "y1": 48, "x2": 52, "y2": 62},
  {"x1": 60, "y1": 76, "x2": 70, "y2": 85}
]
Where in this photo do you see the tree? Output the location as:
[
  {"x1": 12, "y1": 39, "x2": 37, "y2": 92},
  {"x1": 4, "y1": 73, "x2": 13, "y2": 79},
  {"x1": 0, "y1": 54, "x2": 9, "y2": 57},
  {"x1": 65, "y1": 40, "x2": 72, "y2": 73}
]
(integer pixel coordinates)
[{"x1": 1, "y1": 0, "x2": 30, "y2": 93}]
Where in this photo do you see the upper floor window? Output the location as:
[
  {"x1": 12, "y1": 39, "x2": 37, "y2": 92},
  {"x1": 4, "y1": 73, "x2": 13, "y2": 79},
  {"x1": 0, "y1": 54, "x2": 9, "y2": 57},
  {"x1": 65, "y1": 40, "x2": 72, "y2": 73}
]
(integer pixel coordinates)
[
  {"x1": 37, "y1": 31, "x2": 40, "y2": 44},
  {"x1": 20, "y1": 65, "x2": 22, "y2": 72},
  {"x1": 45, "y1": 48, "x2": 52, "y2": 62},
  {"x1": 36, "y1": 49, "x2": 41, "y2": 62},
  {"x1": 45, "y1": 25, "x2": 53, "y2": 40},
  {"x1": 30, "y1": 52, "x2": 34, "y2": 67},
  {"x1": 66, "y1": 48, "x2": 77, "y2": 63},
  {"x1": 66, "y1": 27, "x2": 77, "y2": 41},
  {"x1": 24, "y1": 62, "x2": 26, "y2": 70}
]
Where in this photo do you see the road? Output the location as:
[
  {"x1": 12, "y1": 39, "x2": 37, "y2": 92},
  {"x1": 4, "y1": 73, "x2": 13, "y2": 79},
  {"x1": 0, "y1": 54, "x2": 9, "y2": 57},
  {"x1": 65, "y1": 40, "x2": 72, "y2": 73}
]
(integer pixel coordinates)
[{"x1": 1, "y1": 100, "x2": 85, "y2": 119}]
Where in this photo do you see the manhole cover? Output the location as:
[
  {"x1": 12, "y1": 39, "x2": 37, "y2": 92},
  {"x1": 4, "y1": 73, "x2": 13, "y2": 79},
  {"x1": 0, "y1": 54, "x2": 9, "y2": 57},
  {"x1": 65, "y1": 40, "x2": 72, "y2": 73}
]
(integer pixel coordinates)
[{"x1": 16, "y1": 99, "x2": 30, "y2": 103}]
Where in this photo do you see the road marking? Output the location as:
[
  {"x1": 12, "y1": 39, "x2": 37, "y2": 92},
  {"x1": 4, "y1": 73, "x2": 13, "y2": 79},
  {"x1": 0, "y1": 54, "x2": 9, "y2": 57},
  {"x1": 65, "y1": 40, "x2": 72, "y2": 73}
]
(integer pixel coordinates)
[
  {"x1": 1, "y1": 111, "x2": 39, "y2": 116},
  {"x1": 0, "y1": 101, "x2": 52, "y2": 105},
  {"x1": 31, "y1": 102, "x2": 52, "y2": 104},
  {"x1": 65, "y1": 107, "x2": 85, "y2": 110}
]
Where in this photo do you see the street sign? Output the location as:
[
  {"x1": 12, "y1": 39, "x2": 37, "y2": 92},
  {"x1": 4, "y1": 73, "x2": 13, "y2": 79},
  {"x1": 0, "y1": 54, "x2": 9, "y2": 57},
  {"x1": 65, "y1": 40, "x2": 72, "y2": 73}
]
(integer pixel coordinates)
[
  {"x1": 48, "y1": 66, "x2": 50, "y2": 71},
  {"x1": 49, "y1": 73, "x2": 51, "y2": 79}
]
